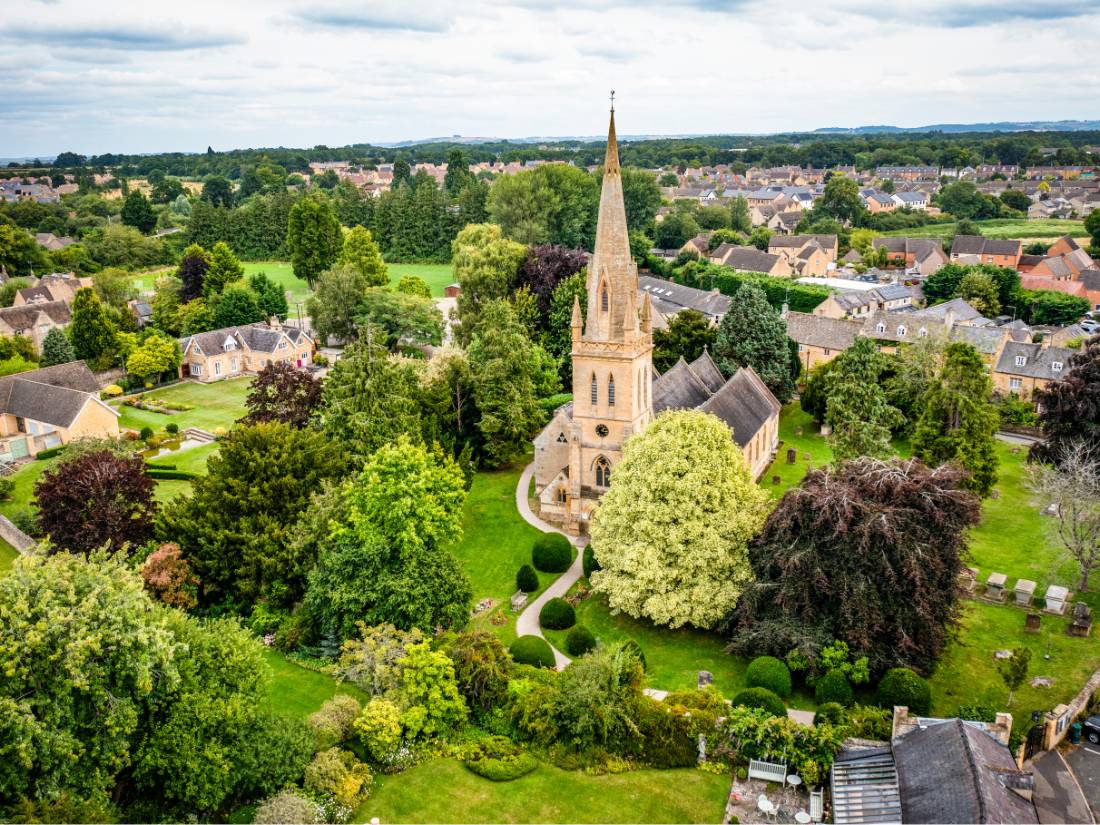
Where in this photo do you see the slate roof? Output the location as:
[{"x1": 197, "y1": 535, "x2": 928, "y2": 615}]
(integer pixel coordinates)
[
  {"x1": 951, "y1": 324, "x2": 1008, "y2": 355},
  {"x1": 1079, "y1": 269, "x2": 1100, "y2": 291},
  {"x1": 638, "y1": 276, "x2": 730, "y2": 320},
  {"x1": 688, "y1": 350, "x2": 725, "y2": 392},
  {"x1": 786, "y1": 311, "x2": 863, "y2": 350},
  {"x1": 182, "y1": 322, "x2": 312, "y2": 356},
  {"x1": 994, "y1": 341, "x2": 1074, "y2": 379},
  {"x1": 718, "y1": 246, "x2": 783, "y2": 273},
  {"x1": 951, "y1": 235, "x2": 1022, "y2": 257},
  {"x1": 873, "y1": 283, "x2": 912, "y2": 302},
  {"x1": 770, "y1": 233, "x2": 838, "y2": 252},
  {"x1": 0, "y1": 300, "x2": 72, "y2": 331},
  {"x1": 0, "y1": 361, "x2": 110, "y2": 429},
  {"x1": 697, "y1": 366, "x2": 780, "y2": 447},
  {"x1": 894, "y1": 719, "x2": 1037, "y2": 824},
  {"x1": 918, "y1": 298, "x2": 985, "y2": 323},
  {"x1": 651, "y1": 357, "x2": 714, "y2": 413}
]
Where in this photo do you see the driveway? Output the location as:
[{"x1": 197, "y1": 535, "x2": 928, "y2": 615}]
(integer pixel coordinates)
[{"x1": 1065, "y1": 745, "x2": 1100, "y2": 822}]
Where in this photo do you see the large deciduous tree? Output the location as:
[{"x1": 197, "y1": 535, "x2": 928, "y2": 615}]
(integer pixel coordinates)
[
  {"x1": 306, "y1": 264, "x2": 369, "y2": 345},
  {"x1": 590, "y1": 410, "x2": 770, "y2": 629},
  {"x1": 452, "y1": 223, "x2": 527, "y2": 344},
  {"x1": 339, "y1": 225, "x2": 388, "y2": 287},
  {"x1": 487, "y1": 164, "x2": 599, "y2": 249},
  {"x1": 35, "y1": 449, "x2": 157, "y2": 556},
  {"x1": 303, "y1": 437, "x2": 472, "y2": 637},
  {"x1": 1030, "y1": 442, "x2": 1100, "y2": 591},
  {"x1": 1031, "y1": 335, "x2": 1100, "y2": 463},
  {"x1": 809, "y1": 175, "x2": 864, "y2": 226},
  {"x1": 727, "y1": 458, "x2": 981, "y2": 674},
  {"x1": 825, "y1": 337, "x2": 900, "y2": 461},
  {"x1": 652, "y1": 309, "x2": 716, "y2": 372},
  {"x1": 912, "y1": 342, "x2": 999, "y2": 495},
  {"x1": 467, "y1": 300, "x2": 547, "y2": 468},
  {"x1": 514, "y1": 244, "x2": 588, "y2": 329},
  {"x1": 287, "y1": 196, "x2": 343, "y2": 287},
  {"x1": 712, "y1": 282, "x2": 794, "y2": 402},
  {"x1": 158, "y1": 422, "x2": 346, "y2": 607},
  {"x1": 355, "y1": 288, "x2": 443, "y2": 350},
  {"x1": 242, "y1": 361, "x2": 323, "y2": 429},
  {"x1": 69, "y1": 287, "x2": 118, "y2": 366},
  {"x1": 121, "y1": 190, "x2": 157, "y2": 234},
  {"x1": 125, "y1": 331, "x2": 182, "y2": 383}
]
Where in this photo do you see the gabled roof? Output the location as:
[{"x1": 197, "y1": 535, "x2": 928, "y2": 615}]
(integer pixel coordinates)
[
  {"x1": 181, "y1": 322, "x2": 313, "y2": 357},
  {"x1": 1020, "y1": 275, "x2": 1087, "y2": 297},
  {"x1": 0, "y1": 300, "x2": 71, "y2": 331},
  {"x1": 951, "y1": 236, "x2": 1022, "y2": 257},
  {"x1": 697, "y1": 366, "x2": 780, "y2": 448},
  {"x1": 651, "y1": 357, "x2": 714, "y2": 413},
  {"x1": 786, "y1": 311, "x2": 863, "y2": 350},
  {"x1": 918, "y1": 298, "x2": 985, "y2": 323},
  {"x1": 0, "y1": 361, "x2": 113, "y2": 429},
  {"x1": 994, "y1": 341, "x2": 1074, "y2": 379},
  {"x1": 638, "y1": 276, "x2": 730, "y2": 319},
  {"x1": 688, "y1": 350, "x2": 725, "y2": 393},
  {"x1": 770, "y1": 233, "x2": 838, "y2": 252},
  {"x1": 1079, "y1": 268, "x2": 1100, "y2": 291},
  {"x1": 718, "y1": 246, "x2": 783, "y2": 273},
  {"x1": 894, "y1": 719, "x2": 1037, "y2": 824}
]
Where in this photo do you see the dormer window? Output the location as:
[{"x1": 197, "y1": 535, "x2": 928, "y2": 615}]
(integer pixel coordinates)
[
  {"x1": 223, "y1": 337, "x2": 236, "y2": 352},
  {"x1": 1052, "y1": 361, "x2": 1063, "y2": 372},
  {"x1": 896, "y1": 325, "x2": 907, "y2": 336},
  {"x1": 1015, "y1": 355, "x2": 1027, "y2": 367},
  {"x1": 875, "y1": 322, "x2": 886, "y2": 333},
  {"x1": 918, "y1": 328, "x2": 927, "y2": 338}
]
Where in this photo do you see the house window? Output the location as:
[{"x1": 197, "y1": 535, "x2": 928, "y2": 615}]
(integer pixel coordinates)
[
  {"x1": 590, "y1": 373, "x2": 598, "y2": 405},
  {"x1": 1010, "y1": 378, "x2": 1022, "y2": 390},
  {"x1": 231, "y1": 358, "x2": 239, "y2": 372},
  {"x1": 1015, "y1": 355, "x2": 1027, "y2": 367},
  {"x1": 189, "y1": 363, "x2": 203, "y2": 377},
  {"x1": 896, "y1": 325, "x2": 907, "y2": 336},
  {"x1": 214, "y1": 361, "x2": 222, "y2": 376},
  {"x1": 608, "y1": 375, "x2": 615, "y2": 406},
  {"x1": 797, "y1": 343, "x2": 804, "y2": 352},
  {"x1": 600, "y1": 287, "x2": 608, "y2": 312},
  {"x1": 1052, "y1": 361, "x2": 1063, "y2": 372},
  {"x1": 556, "y1": 488, "x2": 567, "y2": 504},
  {"x1": 875, "y1": 322, "x2": 885, "y2": 333},
  {"x1": 918, "y1": 328, "x2": 927, "y2": 338},
  {"x1": 594, "y1": 456, "x2": 611, "y2": 488}
]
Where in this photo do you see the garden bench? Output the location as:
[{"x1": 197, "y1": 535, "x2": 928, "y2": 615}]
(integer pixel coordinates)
[{"x1": 748, "y1": 759, "x2": 788, "y2": 784}]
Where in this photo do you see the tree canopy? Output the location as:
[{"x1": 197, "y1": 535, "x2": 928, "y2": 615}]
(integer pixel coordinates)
[{"x1": 712, "y1": 282, "x2": 794, "y2": 403}]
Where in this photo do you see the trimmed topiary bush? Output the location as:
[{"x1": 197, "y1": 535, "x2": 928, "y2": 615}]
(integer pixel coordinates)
[
  {"x1": 814, "y1": 702, "x2": 848, "y2": 727},
  {"x1": 876, "y1": 667, "x2": 932, "y2": 716},
  {"x1": 815, "y1": 669, "x2": 854, "y2": 707},
  {"x1": 516, "y1": 564, "x2": 539, "y2": 594},
  {"x1": 509, "y1": 635, "x2": 556, "y2": 669},
  {"x1": 539, "y1": 597, "x2": 575, "y2": 630},
  {"x1": 463, "y1": 736, "x2": 538, "y2": 781},
  {"x1": 565, "y1": 625, "x2": 596, "y2": 656},
  {"x1": 583, "y1": 544, "x2": 600, "y2": 578},
  {"x1": 736, "y1": 766, "x2": 748, "y2": 781},
  {"x1": 731, "y1": 687, "x2": 786, "y2": 719},
  {"x1": 166, "y1": 422, "x2": 179, "y2": 435},
  {"x1": 746, "y1": 655, "x2": 792, "y2": 698},
  {"x1": 532, "y1": 533, "x2": 572, "y2": 573},
  {"x1": 139, "y1": 426, "x2": 154, "y2": 441}
]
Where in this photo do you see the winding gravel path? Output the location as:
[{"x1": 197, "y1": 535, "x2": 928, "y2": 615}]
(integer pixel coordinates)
[{"x1": 513, "y1": 463, "x2": 587, "y2": 670}]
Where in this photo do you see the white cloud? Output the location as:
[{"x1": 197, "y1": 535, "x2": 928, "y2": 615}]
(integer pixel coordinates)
[{"x1": 0, "y1": 0, "x2": 1098, "y2": 156}]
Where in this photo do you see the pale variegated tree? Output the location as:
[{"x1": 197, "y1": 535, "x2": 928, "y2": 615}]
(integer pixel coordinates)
[{"x1": 589, "y1": 409, "x2": 769, "y2": 629}]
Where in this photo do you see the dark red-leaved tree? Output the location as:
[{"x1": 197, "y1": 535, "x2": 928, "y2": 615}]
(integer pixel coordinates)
[
  {"x1": 725, "y1": 457, "x2": 980, "y2": 675},
  {"x1": 1030, "y1": 335, "x2": 1100, "y2": 464},
  {"x1": 178, "y1": 243, "x2": 210, "y2": 302},
  {"x1": 241, "y1": 361, "x2": 324, "y2": 429},
  {"x1": 35, "y1": 450, "x2": 157, "y2": 556},
  {"x1": 515, "y1": 245, "x2": 588, "y2": 329}
]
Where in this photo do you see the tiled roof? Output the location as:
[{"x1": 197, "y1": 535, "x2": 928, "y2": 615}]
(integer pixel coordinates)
[
  {"x1": 0, "y1": 300, "x2": 71, "y2": 331},
  {"x1": 651, "y1": 357, "x2": 714, "y2": 413},
  {"x1": 786, "y1": 311, "x2": 862, "y2": 350},
  {"x1": 1020, "y1": 275, "x2": 1087, "y2": 297},
  {"x1": 182, "y1": 322, "x2": 313, "y2": 356},
  {"x1": 994, "y1": 341, "x2": 1074, "y2": 379},
  {"x1": 719, "y1": 246, "x2": 783, "y2": 273},
  {"x1": 770, "y1": 233, "x2": 838, "y2": 251},
  {"x1": 0, "y1": 361, "x2": 108, "y2": 429},
  {"x1": 638, "y1": 276, "x2": 730, "y2": 319},
  {"x1": 697, "y1": 366, "x2": 780, "y2": 448}
]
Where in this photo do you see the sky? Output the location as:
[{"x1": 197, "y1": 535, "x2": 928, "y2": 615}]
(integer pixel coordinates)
[{"x1": 3, "y1": 0, "x2": 1100, "y2": 157}]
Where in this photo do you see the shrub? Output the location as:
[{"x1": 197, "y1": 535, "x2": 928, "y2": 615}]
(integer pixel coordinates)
[
  {"x1": 746, "y1": 655, "x2": 792, "y2": 698},
  {"x1": 509, "y1": 635, "x2": 556, "y2": 669},
  {"x1": 847, "y1": 705, "x2": 892, "y2": 740},
  {"x1": 876, "y1": 668, "x2": 931, "y2": 716},
  {"x1": 736, "y1": 766, "x2": 748, "y2": 781},
  {"x1": 956, "y1": 704, "x2": 997, "y2": 723},
  {"x1": 815, "y1": 669, "x2": 854, "y2": 707},
  {"x1": 565, "y1": 625, "x2": 596, "y2": 656},
  {"x1": 313, "y1": 353, "x2": 329, "y2": 367},
  {"x1": 212, "y1": 426, "x2": 227, "y2": 437},
  {"x1": 539, "y1": 597, "x2": 575, "y2": 630},
  {"x1": 145, "y1": 468, "x2": 199, "y2": 480},
  {"x1": 139, "y1": 426, "x2": 154, "y2": 441},
  {"x1": 516, "y1": 564, "x2": 539, "y2": 594},
  {"x1": 253, "y1": 790, "x2": 322, "y2": 824},
  {"x1": 0, "y1": 478, "x2": 12, "y2": 501},
  {"x1": 35, "y1": 445, "x2": 67, "y2": 461},
  {"x1": 166, "y1": 422, "x2": 179, "y2": 434},
  {"x1": 632, "y1": 699, "x2": 698, "y2": 768},
  {"x1": 304, "y1": 747, "x2": 373, "y2": 808},
  {"x1": 532, "y1": 532, "x2": 572, "y2": 573},
  {"x1": 665, "y1": 686, "x2": 728, "y2": 715},
  {"x1": 463, "y1": 736, "x2": 539, "y2": 781},
  {"x1": 622, "y1": 638, "x2": 646, "y2": 671},
  {"x1": 731, "y1": 687, "x2": 786, "y2": 719},
  {"x1": 102, "y1": 384, "x2": 123, "y2": 397},
  {"x1": 354, "y1": 697, "x2": 404, "y2": 763},
  {"x1": 583, "y1": 544, "x2": 600, "y2": 578},
  {"x1": 308, "y1": 694, "x2": 362, "y2": 751},
  {"x1": 814, "y1": 702, "x2": 848, "y2": 727}
]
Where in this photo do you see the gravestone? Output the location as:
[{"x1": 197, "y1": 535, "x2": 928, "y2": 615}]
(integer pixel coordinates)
[
  {"x1": 787, "y1": 448, "x2": 797, "y2": 464},
  {"x1": 1026, "y1": 612, "x2": 1042, "y2": 634},
  {"x1": 698, "y1": 670, "x2": 713, "y2": 689},
  {"x1": 772, "y1": 475, "x2": 781, "y2": 485}
]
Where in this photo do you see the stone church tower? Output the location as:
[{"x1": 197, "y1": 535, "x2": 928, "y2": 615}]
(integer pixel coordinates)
[{"x1": 533, "y1": 106, "x2": 654, "y2": 534}]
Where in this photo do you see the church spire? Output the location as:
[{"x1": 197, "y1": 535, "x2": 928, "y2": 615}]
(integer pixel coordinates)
[{"x1": 604, "y1": 92, "x2": 620, "y2": 175}]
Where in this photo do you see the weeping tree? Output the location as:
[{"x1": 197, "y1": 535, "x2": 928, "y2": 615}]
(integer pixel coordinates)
[{"x1": 726, "y1": 457, "x2": 981, "y2": 674}]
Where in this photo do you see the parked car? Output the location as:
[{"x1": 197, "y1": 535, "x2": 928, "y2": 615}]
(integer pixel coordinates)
[
  {"x1": 1080, "y1": 319, "x2": 1100, "y2": 334},
  {"x1": 1082, "y1": 715, "x2": 1100, "y2": 744}
]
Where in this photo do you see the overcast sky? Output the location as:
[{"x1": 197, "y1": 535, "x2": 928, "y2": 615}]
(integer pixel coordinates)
[{"x1": 3, "y1": 0, "x2": 1100, "y2": 157}]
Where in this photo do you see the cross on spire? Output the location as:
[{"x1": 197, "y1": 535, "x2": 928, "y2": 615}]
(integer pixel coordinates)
[{"x1": 610, "y1": 89, "x2": 615, "y2": 112}]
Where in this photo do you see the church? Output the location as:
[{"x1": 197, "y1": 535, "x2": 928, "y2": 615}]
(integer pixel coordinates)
[{"x1": 533, "y1": 106, "x2": 781, "y2": 535}]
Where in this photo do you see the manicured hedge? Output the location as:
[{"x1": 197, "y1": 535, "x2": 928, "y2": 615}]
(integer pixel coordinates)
[
  {"x1": 35, "y1": 445, "x2": 67, "y2": 461},
  {"x1": 166, "y1": 422, "x2": 179, "y2": 435},
  {"x1": 515, "y1": 564, "x2": 539, "y2": 594},
  {"x1": 539, "y1": 597, "x2": 575, "y2": 630},
  {"x1": 565, "y1": 625, "x2": 596, "y2": 657},
  {"x1": 532, "y1": 533, "x2": 572, "y2": 573},
  {"x1": 815, "y1": 669, "x2": 854, "y2": 707},
  {"x1": 509, "y1": 635, "x2": 556, "y2": 669},
  {"x1": 583, "y1": 544, "x2": 600, "y2": 578},
  {"x1": 463, "y1": 736, "x2": 539, "y2": 781},
  {"x1": 731, "y1": 687, "x2": 786, "y2": 719},
  {"x1": 746, "y1": 655, "x2": 792, "y2": 698},
  {"x1": 876, "y1": 667, "x2": 931, "y2": 716},
  {"x1": 145, "y1": 468, "x2": 199, "y2": 481},
  {"x1": 814, "y1": 702, "x2": 848, "y2": 727},
  {"x1": 674, "y1": 260, "x2": 830, "y2": 313}
]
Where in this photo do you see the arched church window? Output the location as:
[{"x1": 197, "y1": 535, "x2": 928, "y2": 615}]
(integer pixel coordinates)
[
  {"x1": 601, "y1": 286, "x2": 609, "y2": 312},
  {"x1": 590, "y1": 373, "x2": 598, "y2": 405},
  {"x1": 608, "y1": 374, "x2": 615, "y2": 406},
  {"x1": 595, "y1": 455, "x2": 611, "y2": 487}
]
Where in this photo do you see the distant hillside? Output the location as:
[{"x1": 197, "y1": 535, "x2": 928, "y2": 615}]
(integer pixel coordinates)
[
  {"x1": 816, "y1": 120, "x2": 1100, "y2": 135},
  {"x1": 377, "y1": 134, "x2": 700, "y2": 147}
]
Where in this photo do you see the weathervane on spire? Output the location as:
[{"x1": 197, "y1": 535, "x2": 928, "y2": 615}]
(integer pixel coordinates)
[{"x1": 610, "y1": 90, "x2": 615, "y2": 112}]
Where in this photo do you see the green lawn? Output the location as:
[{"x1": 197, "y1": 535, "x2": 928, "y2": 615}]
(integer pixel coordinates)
[
  {"x1": 358, "y1": 758, "x2": 728, "y2": 824},
  {"x1": 115, "y1": 378, "x2": 251, "y2": 433},
  {"x1": 150, "y1": 442, "x2": 220, "y2": 502},
  {"x1": 386, "y1": 263, "x2": 455, "y2": 297},
  {"x1": 260, "y1": 648, "x2": 367, "y2": 718},
  {"x1": 882, "y1": 218, "x2": 1085, "y2": 241},
  {"x1": 763, "y1": 406, "x2": 833, "y2": 497},
  {"x1": 0, "y1": 537, "x2": 17, "y2": 573}
]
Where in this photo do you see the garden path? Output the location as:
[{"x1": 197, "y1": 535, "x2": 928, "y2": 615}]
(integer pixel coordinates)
[{"x1": 514, "y1": 462, "x2": 586, "y2": 670}]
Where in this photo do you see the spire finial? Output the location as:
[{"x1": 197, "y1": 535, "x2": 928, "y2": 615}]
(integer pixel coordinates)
[{"x1": 610, "y1": 89, "x2": 615, "y2": 112}]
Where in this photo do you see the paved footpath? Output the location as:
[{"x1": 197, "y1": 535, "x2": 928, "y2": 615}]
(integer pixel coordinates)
[{"x1": 513, "y1": 463, "x2": 587, "y2": 670}]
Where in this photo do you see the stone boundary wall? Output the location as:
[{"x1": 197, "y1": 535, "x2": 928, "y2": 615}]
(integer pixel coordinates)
[
  {"x1": 0, "y1": 514, "x2": 35, "y2": 554},
  {"x1": 1042, "y1": 663, "x2": 1100, "y2": 751}
]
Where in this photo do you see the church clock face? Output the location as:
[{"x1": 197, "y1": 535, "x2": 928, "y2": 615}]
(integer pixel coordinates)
[{"x1": 595, "y1": 424, "x2": 609, "y2": 438}]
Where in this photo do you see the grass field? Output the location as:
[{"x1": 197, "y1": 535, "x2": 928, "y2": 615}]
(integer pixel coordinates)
[
  {"x1": 881, "y1": 218, "x2": 1086, "y2": 241},
  {"x1": 150, "y1": 442, "x2": 219, "y2": 502},
  {"x1": 260, "y1": 648, "x2": 367, "y2": 718},
  {"x1": 115, "y1": 378, "x2": 251, "y2": 432},
  {"x1": 357, "y1": 758, "x2": 728, "y2": 825}
]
